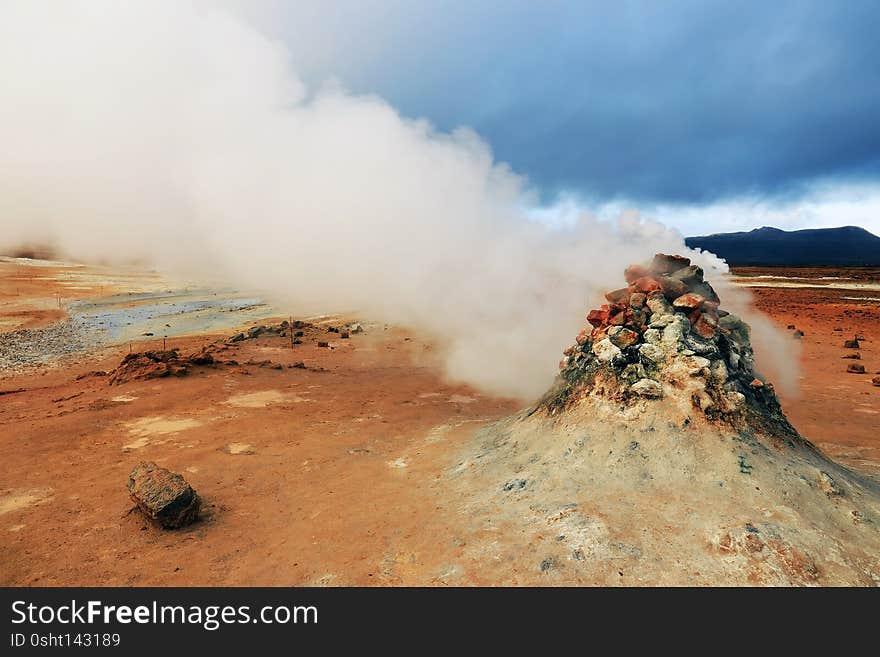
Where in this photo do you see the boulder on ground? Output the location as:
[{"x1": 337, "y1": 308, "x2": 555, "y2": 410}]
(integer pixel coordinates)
[
  {"x1": 846, "y1": 363, "x2": 866, "y2": 374},
  {"x1": 127, "y1": 461, "x2": 200, "y2": 529},
  {"x1": 844, "y1": 339, "x2": 860, "y2": 349}
]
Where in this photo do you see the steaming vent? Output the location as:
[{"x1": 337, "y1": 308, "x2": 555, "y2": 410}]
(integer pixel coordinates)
[
  {"x1": 542, "y1": 253, "x2": 801, "y2": 442},
  {"x1": 450, "y1": 257, "x2": 880, "y2": 585}
]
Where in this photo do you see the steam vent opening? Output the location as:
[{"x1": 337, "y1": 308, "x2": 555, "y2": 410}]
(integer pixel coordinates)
[{"x1": 448, "y1": 253, "x2": 880, "y2": 586}]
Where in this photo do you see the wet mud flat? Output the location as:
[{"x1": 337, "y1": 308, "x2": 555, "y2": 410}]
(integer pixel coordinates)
[{"x1": 0, "y1": 289, "x2": 273, "y2": 374}]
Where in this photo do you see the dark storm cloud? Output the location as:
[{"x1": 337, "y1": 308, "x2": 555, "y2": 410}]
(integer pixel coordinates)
[{"x1": 283, "y1": 0, "x2": 880, "y2": 204}]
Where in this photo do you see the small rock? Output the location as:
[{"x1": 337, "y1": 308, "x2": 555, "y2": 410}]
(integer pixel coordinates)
[
  {"x1": 650, "y1": 253, "x2": 690, "y2": 274},
  {"x1": 592, "y1": 339, "x2": 621, "y2": 363},
  {"x1": 605, "y1": 287, "x2": 631, "y2": 304},
  {"x1": 639, "y1": 343, "x2": 665, "y2": 363},
  {"x1": 631, "y1": 276, "x2": 662, "y2": 295},
  {"x1": 624, "y1": 264, "x2": 650, "y2": 284},
  {"x1": 846, "y1": 363, "x2": 866, "y2": 374},
  {"x1": 629, "y1": 292, "x2": 646, "y2": 309},
  {"x1": 842, "y1": 353, "x2": 861, "y2": 360},
  {"x1": 672, "y1": 293, "x2": 705, "y2": 311},
  {"x1": 587, "y1": 307, "x2": 610, "y2": 327},
  {"x1": 646, "y1": 293, "x2": 674, "y2": 317},
  {"x1": 844, "y1": 339, "x2": 860, "y2": 349},
  {"x1": 657, "y1": 275, "x2": 688, "y2": 299},
  {"x1": 317, "y1": 341, "x2": 329, "y2": 348},
  {"x1": 668, "y1": 264, "x2": 704, "y2": 285},
  {"x1": 127, "y1": 462, "x2": 200, "y2": 529},
  {"x1": 630, "y1": 378, "x2": 663, "y2": 398},
  {"x1": 792, "y1": 330, "x2": 804, "y2": 339},
  {"x1": 608, "y1": 326, "x2": 639, "y2": 349},
  {"x1": 817, "y1": 471, "x2": 843, "y2": 497},
  {"x1": 872, "y1": 376, "x2": 880, "y2": 387}
]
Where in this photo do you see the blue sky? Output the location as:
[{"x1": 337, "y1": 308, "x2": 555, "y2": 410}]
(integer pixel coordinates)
[{"x1": 264, "y1": 0, "x2": 880, "y2": 235}]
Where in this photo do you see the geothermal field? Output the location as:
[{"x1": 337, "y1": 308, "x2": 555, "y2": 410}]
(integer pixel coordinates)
[{"x1": 1, "y1": 253, "x2": 877, "y2": 586}]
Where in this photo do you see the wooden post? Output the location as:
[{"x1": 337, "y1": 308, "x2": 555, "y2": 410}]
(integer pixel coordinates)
[
  {"x1": 290, "y1": 316, "x2": 294, "y2": 349},
  {"x1": 163, "y1": 336, "x2": 166, "y2": 350}
]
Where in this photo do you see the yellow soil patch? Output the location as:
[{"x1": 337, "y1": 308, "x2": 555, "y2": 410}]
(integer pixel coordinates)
[
  {"x1": 224, "y1": 389, "x2": 294, "y2": 408},
  {"x1": 0, "y1": 488, "x2": 53, "y2": 516}
]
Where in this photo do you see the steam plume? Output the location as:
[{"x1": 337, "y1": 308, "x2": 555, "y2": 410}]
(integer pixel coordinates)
[{"x1": 0, "y1": 1, "x2": 797, "y2": 399}]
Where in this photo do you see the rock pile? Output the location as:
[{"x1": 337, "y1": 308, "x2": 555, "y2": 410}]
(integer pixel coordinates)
[
  {"x1": 108, "y1": 346, "x2": 219, "y2": 385},
  {"x1": 127, "y1": 461, "x2": 200, "y2": 529},
  {"x1": 545, "y1": 253, "x2": 799, "y2": 440}
]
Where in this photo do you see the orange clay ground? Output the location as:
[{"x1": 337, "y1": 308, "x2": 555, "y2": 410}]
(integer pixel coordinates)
[{"x1": 0, "y1": 260, "x2": 877, "y2": 585}]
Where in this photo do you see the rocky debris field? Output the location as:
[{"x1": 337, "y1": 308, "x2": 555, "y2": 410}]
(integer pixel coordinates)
[{"x1": 0, "y1": 318, "x2": 100, "y2": 373}]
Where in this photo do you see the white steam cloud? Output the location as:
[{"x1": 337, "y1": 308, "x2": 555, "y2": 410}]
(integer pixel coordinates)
[{"x1": 0, "y1": 1, "x2": 797, "y2": 399}]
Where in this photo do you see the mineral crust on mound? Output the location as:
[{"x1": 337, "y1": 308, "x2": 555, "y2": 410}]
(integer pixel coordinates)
[
  {"x1": 545, "y1": 253, "x2": 801, "y2": 443},
  {"x1": 449, "y1": 254, "x2": 880, "y2": 586}
]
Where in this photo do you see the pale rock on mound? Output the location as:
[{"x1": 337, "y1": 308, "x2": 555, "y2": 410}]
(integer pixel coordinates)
[{"x1": 448, "y1": 254, "x2": 880, "y2": 586}]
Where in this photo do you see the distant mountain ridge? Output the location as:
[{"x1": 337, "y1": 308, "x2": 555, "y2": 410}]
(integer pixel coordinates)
[{"x1": 685, "y1": 226, "x2": 880, "y2": 266}]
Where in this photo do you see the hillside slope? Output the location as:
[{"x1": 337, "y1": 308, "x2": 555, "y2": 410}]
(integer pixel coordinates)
[{"x1": 685, "y1": 226, "x2": 880, "y2": 266}]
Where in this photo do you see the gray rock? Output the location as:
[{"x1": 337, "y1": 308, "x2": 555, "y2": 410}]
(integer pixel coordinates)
[
  {"x1": 643, "y1": 328, "x2": 662, "y2": 346},
  {"x1": 630, "y1": 378, "x2": 663, "y2": 398},
  {"x1": 646, "y1": 294, "x2": 674, "y2": 317},
  {"x1": 639, "y1": 343, "x2": 665, "y2": 364}
]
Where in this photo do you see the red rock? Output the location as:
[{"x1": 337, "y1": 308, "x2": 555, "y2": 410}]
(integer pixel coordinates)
[
  {"x1": 629, "y1": 292, "x2": 646, "y2": 309},
  {"x1": 693, "y1": 314, "x2": 717, "y2": 339},
  {"x1": 609, "y1": 311, "x2": 627, "y2": 326},
  {"x1": 605, "y1": 287, "x2": 631, "y2": 304},
  {"x1": 750, "y1": 378, "x2": 764, "y2": 388},
  {"x1": 632, "y1": 276, "x2": 662, "y2": 294},
  {"x1": 608, "y1": 327, "x2": 639, "y2": 349},
  {"x1": 587, "y1": 307, "x2": 609, "y2": 327},
  {"x1": 575, "y1": 329, "x2": 590, "y2": 346},
  {"x1": 672, "y1": 293, "x2": 705, "y2": 311},
  {"x1": 624, "y1": 264, "x2": 650, "y2": 284},
  {"x1": 650, "y1": 253, "x2": 691, "y2": 274},
  {"x1": 127, "y1": 461, "x2": 200, "y2": 529},
  {"x1": 872, "y1": 376, "x2": 880, "y2": 387},
  {"x1": 846, "y1": 364, "x2": 866, "y2": 374}
]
